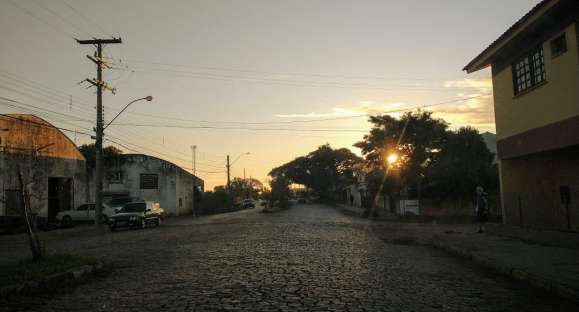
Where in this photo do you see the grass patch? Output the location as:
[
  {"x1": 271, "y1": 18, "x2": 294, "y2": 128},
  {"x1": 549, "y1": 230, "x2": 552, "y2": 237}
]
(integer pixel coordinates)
[{"x1": 0, "y1": 253, "x2": 97, "y2": 288}]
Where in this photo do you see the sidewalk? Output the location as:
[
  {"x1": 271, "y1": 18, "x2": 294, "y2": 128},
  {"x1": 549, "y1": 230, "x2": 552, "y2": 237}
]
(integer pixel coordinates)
[
  {"x1": 335, "y1": 205, "x2": 579, "y2": 303},
  {"x1": 431, "y1": 226, "x2": 579, "y2": 303}
]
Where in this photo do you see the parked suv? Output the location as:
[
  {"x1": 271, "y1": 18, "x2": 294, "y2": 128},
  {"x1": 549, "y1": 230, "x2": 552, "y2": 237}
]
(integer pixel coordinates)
[{"x1": 108, "y1": 201, "x2": 162, "y2": 231}]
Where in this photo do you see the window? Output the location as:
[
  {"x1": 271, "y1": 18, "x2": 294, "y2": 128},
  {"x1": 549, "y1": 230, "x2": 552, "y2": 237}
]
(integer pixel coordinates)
[
  {"x1": 512, "y1": 46, "x2": 545, "y2": 95},
  {"x1": 179, "y1": 198, "x2": 182, "y2": 207},
  {"x1": 108, "y1": 171, "x2": 123, "y2": 184},
  {"x1": 140, "y1": 173, "x2": 159, "y2": 189},
  {"x1": 77, "y1": 204, "x2": 89, "y2": 211},
  {"x1": 550, "y1": 33, "x2": 567, "y2": 58}
]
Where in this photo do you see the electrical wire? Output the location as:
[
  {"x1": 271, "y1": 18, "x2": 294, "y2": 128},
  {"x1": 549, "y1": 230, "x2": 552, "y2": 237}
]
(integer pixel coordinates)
[{"x1": 6, "y1": 0, "x2": 77, "y2": 39}]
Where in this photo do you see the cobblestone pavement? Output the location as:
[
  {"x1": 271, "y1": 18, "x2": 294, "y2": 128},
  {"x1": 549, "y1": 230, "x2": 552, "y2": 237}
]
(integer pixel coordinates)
[{"x1": 2, "y1": 204, "x2": 578, "y2": 312}]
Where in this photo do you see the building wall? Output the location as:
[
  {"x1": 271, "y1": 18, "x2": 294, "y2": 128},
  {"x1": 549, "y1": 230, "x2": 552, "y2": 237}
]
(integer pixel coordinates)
[
  {"x1": 499, "y1": 145, "x2": 579, "y2": 231},
  {"x1": 0, "y1": 154, "x2": 87, "y2": 218},
  {"x1": 175, "y1": 169, "x2": 193, "y2": 216},
  {"x1": 102, "y1": 155, "x2": 203, "y2": 217},
  {"x1": 492, "y1": 22, "x2": 579, "y2": 141},
  {"x1": 0, "y1": 115, "x2": 87, "y2": 219},
  {"x1": 104, "y1": 155, "x2": 178, "y2": 216}
]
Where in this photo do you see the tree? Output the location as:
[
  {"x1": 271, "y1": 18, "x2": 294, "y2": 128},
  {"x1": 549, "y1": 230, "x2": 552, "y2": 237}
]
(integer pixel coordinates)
[
  {"x1": 424, "y1": 127, "x2": 496, "y2": 206},
  {"x1": 354, "y1": 111, "x2": 448, "y2": 200},
  {"x1": 269, "y1": 144, "x2": 362, "y2": 201},
  {"x1": 78, "y1": 144, "x2": 123, "y2": 169},
  {"x1": 229, "y1": 177, "x2": 263, "y2": 199},
  {"x1": 269, "y1": 175, "x2": 290, "y2": 208}
]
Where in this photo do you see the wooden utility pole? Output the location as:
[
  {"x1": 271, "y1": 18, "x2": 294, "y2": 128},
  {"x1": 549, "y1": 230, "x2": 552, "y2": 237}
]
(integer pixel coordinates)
[
  {"x1": 77, "y1": 38, "x2": 122, "y2": 229},
  {"x1": 226, "y1": 155, "x2": 231, "y2": 192}
]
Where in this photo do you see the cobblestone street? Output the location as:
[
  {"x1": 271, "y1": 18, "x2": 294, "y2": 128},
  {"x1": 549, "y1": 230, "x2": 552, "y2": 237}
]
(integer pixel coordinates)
[{"x1": 2, "y1": 204, "x2": 577, "y2": 312}]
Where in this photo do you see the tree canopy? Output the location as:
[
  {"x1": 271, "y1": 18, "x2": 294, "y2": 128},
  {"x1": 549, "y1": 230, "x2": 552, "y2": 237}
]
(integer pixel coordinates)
[
  {"x1": 78, "y1": 143, "x2": 123, "y2": 168},
  {"x1": 354, "y1": 111, "x2": 448, "y2": 198},
  {"x1": 269, "y1": 144, "x2": 362, "y2": 200}
]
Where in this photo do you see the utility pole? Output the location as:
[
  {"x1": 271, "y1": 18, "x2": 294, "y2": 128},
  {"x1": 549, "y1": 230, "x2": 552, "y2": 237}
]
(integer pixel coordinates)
[
  {"x1": 191, "y1": 145, "x2": 196, "y2": 217},
  {"x1": 77, "y1": 38, "x2": 122, "y2": 229},
  {"x1": 226, "y1": 155, "x2": 231, "y2": 192}
]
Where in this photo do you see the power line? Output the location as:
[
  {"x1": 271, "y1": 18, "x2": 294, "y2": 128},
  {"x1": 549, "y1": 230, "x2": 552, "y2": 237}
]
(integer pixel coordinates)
[
  {"x1": 110, "y1": 65, "x2": 458, "y2": 93},
  {"x1": 108, "y1": 123, "x2": 370, "y2": 133},
  {"x1": 6, "y1": 0, "x2": 77, "y2": 39},
  {"x1": 59, "y1": 0, "x2": 115, "y2": 38},
  {"x1": 30, "y1": 0, "x2": 93, "y2": 38},
  {"x1": 103, "y1": 57, "x2": 453, "y2": 82}
]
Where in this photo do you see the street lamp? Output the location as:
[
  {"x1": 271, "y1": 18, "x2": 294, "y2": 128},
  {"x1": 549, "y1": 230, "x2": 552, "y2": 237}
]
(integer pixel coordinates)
[
  {"x1": 104, "y1": 96, "x2": 153, "y2": 130},
  {"x1": 94, "y1": 95, "x2": 152, "y2": 229}
]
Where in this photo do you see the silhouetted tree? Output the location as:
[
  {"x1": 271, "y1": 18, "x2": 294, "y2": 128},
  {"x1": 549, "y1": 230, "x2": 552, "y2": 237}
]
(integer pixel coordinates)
[{"x1": 269, "y1": 144, "x2": 362, "y2": 201}]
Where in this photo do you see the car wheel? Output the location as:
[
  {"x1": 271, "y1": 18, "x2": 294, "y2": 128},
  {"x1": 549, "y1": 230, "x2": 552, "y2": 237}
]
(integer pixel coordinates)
[
  {"x1": 156, "y1": 217, "x2": 161, "y2": 227},
  {"x1": 62, "y1": 215, "x2": 73, "y2": 228}
]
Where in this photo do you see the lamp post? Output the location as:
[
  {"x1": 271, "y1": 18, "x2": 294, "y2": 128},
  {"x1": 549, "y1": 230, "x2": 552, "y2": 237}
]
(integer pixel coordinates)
[
  {"x1": 94, "y1": 96, "x2": 152, "y2": 228},
  {"x1": 104, "y1": 96, "x2": 153, "y2": 130}
]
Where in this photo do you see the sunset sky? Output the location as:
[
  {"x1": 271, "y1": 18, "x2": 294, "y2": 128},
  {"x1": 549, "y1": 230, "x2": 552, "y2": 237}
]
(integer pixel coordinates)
[{"x1": 0, "y1": 0, "x2": 540, "y2": 189}]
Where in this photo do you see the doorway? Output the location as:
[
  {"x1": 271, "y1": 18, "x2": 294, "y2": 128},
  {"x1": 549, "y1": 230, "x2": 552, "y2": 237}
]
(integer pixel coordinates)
[{"x1": 47, "y1": 177, "x2": 73, "y2": 223}]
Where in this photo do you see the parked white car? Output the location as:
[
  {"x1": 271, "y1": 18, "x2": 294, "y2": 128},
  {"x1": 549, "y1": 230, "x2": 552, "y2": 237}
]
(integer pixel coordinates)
[{"x1": 56, "y1": 203, "x2": 114, "y2": 227}]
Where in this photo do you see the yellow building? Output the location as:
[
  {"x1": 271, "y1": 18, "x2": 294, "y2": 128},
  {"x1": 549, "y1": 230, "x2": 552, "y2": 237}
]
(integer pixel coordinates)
[{"x1": 464, "y1": 0, "x2": 579, "y2": 231}]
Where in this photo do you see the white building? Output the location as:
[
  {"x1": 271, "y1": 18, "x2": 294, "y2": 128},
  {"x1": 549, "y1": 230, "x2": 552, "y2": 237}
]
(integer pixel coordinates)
[{"x1": 101, "y1": 154, "x2": 203, "y2": 216}]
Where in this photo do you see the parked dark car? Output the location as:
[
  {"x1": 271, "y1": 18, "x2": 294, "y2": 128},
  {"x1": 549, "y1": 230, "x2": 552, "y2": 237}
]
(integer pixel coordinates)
[
  {"x1": 106, "y1": 197, "x2": 143, "y2": 213},
  {"x1": 241, "y1": 199, "x2": 255, "y2": 209},
  {"x1": 109, "y1": 201, "x2": 163, "y2": 232}
]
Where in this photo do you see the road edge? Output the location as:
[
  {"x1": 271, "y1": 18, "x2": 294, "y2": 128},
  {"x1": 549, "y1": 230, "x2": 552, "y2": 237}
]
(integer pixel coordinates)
[{"x1": 0, "y1": 261, "x2": 104, "y2": 298}]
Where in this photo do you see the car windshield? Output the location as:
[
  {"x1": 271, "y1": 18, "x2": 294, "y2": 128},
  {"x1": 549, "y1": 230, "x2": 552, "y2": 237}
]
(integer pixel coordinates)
[
  {"x1": 120, "y1": 203, "x2": 146, "y2": 213},
  {"x1": 109, "y1": 197, "x2": 136, "y2": 206}
]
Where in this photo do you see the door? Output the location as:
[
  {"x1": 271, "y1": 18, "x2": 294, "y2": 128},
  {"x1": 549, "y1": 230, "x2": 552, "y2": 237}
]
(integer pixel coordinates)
[
  {"x1": 47, "y1": 178, "x2": 73, "y2": 223},
  {"x1": 87, "y1": 204, "x2": 96, "y2": 221},
  {"x1": 4, "y1": 190, "x2": 22, "y2": 216}
]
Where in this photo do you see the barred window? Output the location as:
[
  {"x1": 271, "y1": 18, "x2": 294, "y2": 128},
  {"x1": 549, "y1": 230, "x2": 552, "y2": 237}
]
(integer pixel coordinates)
[{"x1": 512, "y1": 46, "x2": 545, "y2": 95}]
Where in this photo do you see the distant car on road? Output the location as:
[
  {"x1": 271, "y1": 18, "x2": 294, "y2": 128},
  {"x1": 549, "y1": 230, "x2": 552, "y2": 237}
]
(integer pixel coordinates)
[
  {"x1": 56, "y1": 203, "x2": 110, "y2": 227},
  {"x1": 109, "y1": 201, "x2": 163, "y2": 231},
  {"x1": 242, "y1": 199, "x2": 255, "y2": 209}
]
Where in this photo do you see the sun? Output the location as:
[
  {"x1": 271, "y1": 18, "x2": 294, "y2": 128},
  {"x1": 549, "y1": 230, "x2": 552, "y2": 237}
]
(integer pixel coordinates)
[{"x1": 386, "y1": 153, "x2": 398, "y2": 165}]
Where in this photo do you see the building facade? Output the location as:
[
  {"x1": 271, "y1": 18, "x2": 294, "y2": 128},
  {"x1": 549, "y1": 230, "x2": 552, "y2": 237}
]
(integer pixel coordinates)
[
  {"x1": 101, "y1": 154, "x2": 203, "y2": 216},
  {"x1": 0, "y1": 114, "x2": 87, "y2": 224},
  {"x1": 464, "y1": 0, "x2": 579, "y2": 230}
]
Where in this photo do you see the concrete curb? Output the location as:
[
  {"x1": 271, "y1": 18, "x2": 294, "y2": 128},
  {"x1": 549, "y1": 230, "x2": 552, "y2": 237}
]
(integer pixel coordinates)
[
  {"x1": 431, "y1": 240, "x2": 579, "y2": 304},
  {"x1": 0, "y1": 262, "x2": 103, "y2": 298}
]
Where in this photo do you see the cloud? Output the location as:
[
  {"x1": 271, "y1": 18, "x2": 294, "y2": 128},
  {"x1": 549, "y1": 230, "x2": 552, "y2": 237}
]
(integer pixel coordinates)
[
  {"x1": 273, "y1": 78, "x2": 496, "y2": 133},
  {"x1": 274, "y1": 102, "x2": 406, "y2": 119},
  {"x1": 431, "y1": 78, "x2": 495, "y2": 132}
]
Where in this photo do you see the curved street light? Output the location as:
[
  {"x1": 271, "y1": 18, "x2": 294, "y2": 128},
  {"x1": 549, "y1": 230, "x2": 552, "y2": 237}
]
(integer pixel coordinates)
[
  {"x1": 104, "y1": 96, "x2": 153, "y2": 130},
  {"x1": 231, "y1": 152, "x2": 251, "y2": 166}
]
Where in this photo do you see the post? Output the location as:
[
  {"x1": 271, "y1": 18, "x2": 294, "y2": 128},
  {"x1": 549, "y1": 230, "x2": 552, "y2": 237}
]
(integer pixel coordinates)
[
  {"x1": 77, "y1": 37, "x2": 122, "y2": 229},
  {"x1": 191, "y1": 145, "x2": 196, "y2": 216},
  {"x1": 94, "y1": 43, "x2": 104, "y2": 229},
  {"x1": 226, "y1": 155, "x2": 231, "y2": 192}
]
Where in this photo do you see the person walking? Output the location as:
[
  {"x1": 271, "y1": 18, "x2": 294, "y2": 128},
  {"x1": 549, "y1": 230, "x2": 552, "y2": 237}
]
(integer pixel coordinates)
[{"x1": 474, "y1": 186, "x2": 489, "y2": 233}]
